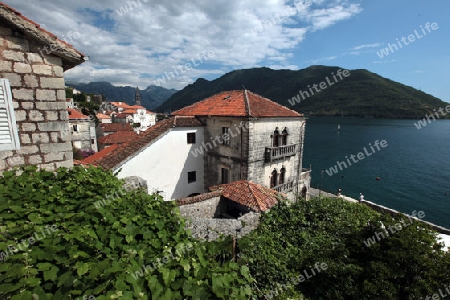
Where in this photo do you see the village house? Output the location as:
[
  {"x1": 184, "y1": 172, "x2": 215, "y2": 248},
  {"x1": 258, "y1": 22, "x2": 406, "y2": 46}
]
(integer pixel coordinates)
[
  {"x1": 0, "y1": 3, "x2": 86, "y2": 172},
  {"x1": 172, "y1": 90, "x2": 311, "y2": 199},
  {"x1": 68, "y1": 108, "x2": 97, "y2": 152},
  {"x1": 84, "y1": 90, "x2": 311, "y2": 202}
]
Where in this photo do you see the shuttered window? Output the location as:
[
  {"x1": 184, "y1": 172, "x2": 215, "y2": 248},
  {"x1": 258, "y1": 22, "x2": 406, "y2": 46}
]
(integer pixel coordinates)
[{"x1": 0, "y1": 79, "x2": 20, "y2": 151}]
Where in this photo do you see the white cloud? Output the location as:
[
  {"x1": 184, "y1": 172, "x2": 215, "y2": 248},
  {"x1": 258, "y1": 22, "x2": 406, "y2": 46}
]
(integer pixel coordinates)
[
  {"x1": 353, "y1": 43, "x2": 382, "y2": 50},
  {"x1": 3, "y1": 0, "x2": 363, "y2": 89}
]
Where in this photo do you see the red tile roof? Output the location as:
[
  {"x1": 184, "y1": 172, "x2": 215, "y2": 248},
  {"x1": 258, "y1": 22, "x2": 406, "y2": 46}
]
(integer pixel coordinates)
[
  {"x1": 98, "y1": 131, "x2": 138, "y2": 145},
  {"x1": 0, "y1": 3, "x2": 85, "y2": 70},
  {"x1": 97, "y1": 113, "x2": 111, "y2": 120},
  {"x1": 99, "y1": 123, "x2": 133, "y2": 133},
  {"x1": 68, "y1": 108, "x2": 90, "y2": 120},
  {"x1": 94, "y1": 116, "x2": 203, "y2": 169},
  {"x1": 172, "y1": 90, "x2": 302, "y2": 118},
  {"x1": 175, "y1": 191, "x2": 222, "y2": 206},
  {"x1": 82, "y1": 144, "x2": 119, "y2": 166},
  {"x1": 209, "y1": 180, "x2": 282, "y2": 212}
]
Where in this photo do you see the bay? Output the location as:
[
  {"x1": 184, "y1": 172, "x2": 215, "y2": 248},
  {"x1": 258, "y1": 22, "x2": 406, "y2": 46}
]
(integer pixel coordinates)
[{"x1": 303, "y1": 116, "x2": 450, "y2": 228}]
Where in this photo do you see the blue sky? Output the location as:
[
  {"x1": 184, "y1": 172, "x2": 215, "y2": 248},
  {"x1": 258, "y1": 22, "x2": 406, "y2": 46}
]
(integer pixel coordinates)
[{"x1": 4, "y1": 0, "x2": 449, "y2": 102}]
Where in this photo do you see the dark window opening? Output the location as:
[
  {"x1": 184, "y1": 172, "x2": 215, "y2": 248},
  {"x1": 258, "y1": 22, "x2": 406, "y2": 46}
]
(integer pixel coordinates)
[
  {"x1": 279, "y1": 167, "x2": 286, "y2": 185},
  {"x1": 270, "y1": 169, "x2": 278, "y2": 188},
  {"x1": 73, "y1": 125, "x2": 78, "y2": 132},
  {"x1": 188, "y1": 171, "x2": 196, "y2": 183},
  {"x1": 221, "y1": 168, "x2": 229, "y2": 184},
  {"x1": 282, "y1": 128, "x2": 288, "y2": 146},
  {"x1": 222, "y1": 127, "x2": 230, "y2": 146},
  {"x1": 187, "y1": 132, "x2": 196, "y2": 144},
  {"x1": 273, "y1": 128, "x2": 279, "y2": 147}
]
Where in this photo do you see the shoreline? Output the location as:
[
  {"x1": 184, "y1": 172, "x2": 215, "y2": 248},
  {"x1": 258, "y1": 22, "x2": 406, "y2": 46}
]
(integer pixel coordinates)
[{"x1": 309, "y1": 188, "x2": 450, "y2": 235}]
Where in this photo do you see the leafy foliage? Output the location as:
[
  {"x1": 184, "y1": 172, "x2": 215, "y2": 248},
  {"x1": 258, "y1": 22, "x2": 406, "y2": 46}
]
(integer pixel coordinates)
[
  {"x1": 0, "y1": 166, "x2": 253, "y2": 299},
  {"x1": 240, "y1": 197, "x2": 450, "y2": 299},
  {"x1": 156, "y1": 66, "x2": 448, "y2": 118}
]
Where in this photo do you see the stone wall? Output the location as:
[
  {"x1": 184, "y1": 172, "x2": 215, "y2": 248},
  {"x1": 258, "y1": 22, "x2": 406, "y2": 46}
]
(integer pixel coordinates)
[
  {"x1": 201, "y1": 117, "x2": 250, "y2": 188},
  {"x1": 177, "y1": 194, "x2": 224, "y2": 219},
  {"x1": 184, "y1": 212, "x2": 261, "y2": 241},
  {"x1": 70, "y1": 119, "x2": 94, "y2": 151},
  {"x1": 0, "y1": 21, "x2": 72, "y2": 172},
  {"x1": 248, "y1": 117, "x2": 306, "y2": 190}
]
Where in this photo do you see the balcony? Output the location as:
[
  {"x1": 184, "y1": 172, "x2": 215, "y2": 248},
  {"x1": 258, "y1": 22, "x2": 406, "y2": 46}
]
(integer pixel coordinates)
[
  {"x1": 265, "y1": 144, "x2": 297, "y2": 162},
  {"x1": 272, "y1": 181, "x2": 295, "y2": 193}
]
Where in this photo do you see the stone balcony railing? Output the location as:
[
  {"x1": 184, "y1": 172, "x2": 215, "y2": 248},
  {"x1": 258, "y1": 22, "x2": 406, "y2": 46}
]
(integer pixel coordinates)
[
  {"x1": 272, "y1": 181, "x2": 295, "y2": 193},
  {"x1": 265, "y1": 144, "x2": 297, "y2": 162}
]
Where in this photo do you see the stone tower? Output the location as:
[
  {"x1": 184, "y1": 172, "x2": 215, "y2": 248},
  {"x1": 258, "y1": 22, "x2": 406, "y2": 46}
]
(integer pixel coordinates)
[{"x1": 135, "y1": 87, "x2": 141, "y2": 106}]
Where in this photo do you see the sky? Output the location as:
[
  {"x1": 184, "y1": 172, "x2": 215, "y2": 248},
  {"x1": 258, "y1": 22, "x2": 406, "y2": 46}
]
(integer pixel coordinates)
[{"x1": 4, "y1": 0, "x2": 450, "y2": 102}]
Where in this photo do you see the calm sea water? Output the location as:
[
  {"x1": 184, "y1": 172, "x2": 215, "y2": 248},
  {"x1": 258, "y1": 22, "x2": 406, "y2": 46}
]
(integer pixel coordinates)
[{"x1": 303, "y1": 116, "x2": 450, "y2": 229}]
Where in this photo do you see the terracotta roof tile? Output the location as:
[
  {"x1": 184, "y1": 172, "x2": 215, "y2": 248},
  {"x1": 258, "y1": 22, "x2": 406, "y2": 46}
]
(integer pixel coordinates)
[
  {"x1": 95, "y1": 116, "x2": 203, "y2": 169},
  {"x1": 99, "y1": 123, "x2": 133, "y2": 133},
  {"x1": 172, "y1": 90, "x2": 302, "y2": 118},
  {"x1": 98, "y1": 131, "x2": 138, "y2": 145},
  {"x1": 68, "y1": 108, "x2": 89, "y2": 120},
  {"x1": 97, "y1": 113, "x2": 111, "y2": 119},
  {"x1": 209, "y1": 180, "x2": 282, "y2": 212},
  {"x1": 175, "y1": 191, "x2": 222, "y2": 206},
  {"x1": 82, "y1": 144, "x2": 119, "y2": 166}
]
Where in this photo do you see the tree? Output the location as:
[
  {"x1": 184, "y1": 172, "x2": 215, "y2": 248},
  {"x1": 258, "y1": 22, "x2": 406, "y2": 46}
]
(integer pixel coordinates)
[{"x1": 239, "y1": 197, "x2": 450, "y2": 299}]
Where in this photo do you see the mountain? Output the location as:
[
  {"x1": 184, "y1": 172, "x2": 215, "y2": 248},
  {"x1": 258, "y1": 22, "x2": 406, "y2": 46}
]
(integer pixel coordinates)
[
  {"x1": 156, "y1": 66, "x2": 447, "y2": 118},
  {"x1": 67, "y1": 81, "x2": 177, "y2": 110}
]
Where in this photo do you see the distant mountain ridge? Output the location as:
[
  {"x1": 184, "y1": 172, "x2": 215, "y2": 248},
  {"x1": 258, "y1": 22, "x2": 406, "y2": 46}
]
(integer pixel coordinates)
[
  {"x1": 67, "y1": 81, "x2": 177, "y2": 110},
  {"x1": 156, "y1": 66, "x2": 447, "y2": 118}
]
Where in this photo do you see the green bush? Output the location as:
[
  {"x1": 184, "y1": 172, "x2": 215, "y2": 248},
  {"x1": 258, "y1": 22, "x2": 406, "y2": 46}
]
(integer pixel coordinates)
[
  {"x1": 240, "y1": 197, "x2": 450, "y2": 299},
  {"x1": 0, "y1": 166, "x2": 253, "y2": 299}
]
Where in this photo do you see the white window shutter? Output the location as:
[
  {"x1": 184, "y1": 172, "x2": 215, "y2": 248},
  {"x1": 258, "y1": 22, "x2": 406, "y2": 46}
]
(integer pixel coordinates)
[{"x1": 0, "y1": 79, "x2": 20, "y2": 151}]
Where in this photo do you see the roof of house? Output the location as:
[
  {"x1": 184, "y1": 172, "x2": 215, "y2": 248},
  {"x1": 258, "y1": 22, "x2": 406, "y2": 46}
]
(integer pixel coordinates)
[
  {"x1": 175, "y1": 191, "x2": 223, "y2": 206},
  {"x1": 97, "y1": 113, "x2": 111, "y2": 120},
  {"x1": 68, "y1": 108, "x2": 90, "y2": 120},
  {"x1": 98, "y1": 131, "x2": 138, "y2": 145},
  {"x1": 92, "y1": 116, "x2": 203, "y2": 169},
  {"x1": 99, "y1": 123, "x2": 133, "y2": 132},
  {"x1": 209, "y1": 180, "x2": 282, "y2": 212},
  {"x1": 82, "y1": 144, "x2": 119, "y2": 166},
  {"x1": 0, "y1": 3, "x2": 86, "y2": 70},
  {"x1": 172, "y1": 90, "x2": 303, "y2": 118}
]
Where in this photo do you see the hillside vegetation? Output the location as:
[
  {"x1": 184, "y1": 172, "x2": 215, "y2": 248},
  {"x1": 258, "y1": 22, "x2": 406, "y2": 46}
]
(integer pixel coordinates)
[
  {"x1": 68, "y1": 82, "x2": 177, "y2": 110},
  {"x1": 157, "y1": 66, "x2": 447, "y2": 118}
]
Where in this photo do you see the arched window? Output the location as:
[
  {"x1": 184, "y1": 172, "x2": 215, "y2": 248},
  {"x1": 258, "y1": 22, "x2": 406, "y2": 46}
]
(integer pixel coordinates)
[
  {"x1": 279, "y1": 167, "x2": 286, "y2": 185},
  {"x1": 282, "y1": 128, "x2": 288, "y2": 146},
  {"x1": 273, "y1": 128, "x2": 280, "y2": 147},
  {"x1": 270, "y1": 169, "x2": 278, "y2": 188}
]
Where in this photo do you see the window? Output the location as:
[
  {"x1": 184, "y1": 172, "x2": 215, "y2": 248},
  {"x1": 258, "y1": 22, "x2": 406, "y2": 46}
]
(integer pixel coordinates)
[
  {"x1": 279, "y1": 167, "x2": 286, "y2": 185},
  {"x1": 282, "y1": 128, "x2": 288, "y2": 146},
  {"x1": 73, "y1": 125, "x2": 78, "y2": 132},
  {"x1": 0, "y1": 79, "x2": 20, "y2": 151},
  {"x1": 91, "y1": 138, "x2": 95, "y2": 144},
  {"x1": 222, "y1": 127, "x2": 230, "y2": 146},
  {"x1": 188, "y1": 171, "x2": 196, "y2": 183},
  {"x1": 273, "y1": 128, "x2": 279, "y2": 147},
  {"x1": 221, "y1": 168, "x2": 229, "y2": 184},
  {"x1": 187, "y1": 132, "x2": 196, "y2": 144},
  {"x1": 270, "y1": 169, "x2": 278, "y2": 188}
]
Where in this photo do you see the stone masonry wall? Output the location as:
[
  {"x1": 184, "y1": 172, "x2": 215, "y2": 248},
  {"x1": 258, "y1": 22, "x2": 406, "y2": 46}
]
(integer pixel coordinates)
[
  {"x1": 0, "y1": 21, "x2": 72, "y2": 172},
  {"x1": 202, "y1": 116, "x2": 250, "y2": 189},
  {"x1": 247, "y1": 118, "x2": 306, "y2": 190},
  {"x1": 177, "y1": 196, "x2": 224, "y2": 219}
]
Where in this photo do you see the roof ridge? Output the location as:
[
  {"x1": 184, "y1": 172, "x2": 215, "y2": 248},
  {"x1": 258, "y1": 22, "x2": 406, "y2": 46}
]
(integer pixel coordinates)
[{"x1": 243, "y1": 89, "x2": 251, "y2": 117}]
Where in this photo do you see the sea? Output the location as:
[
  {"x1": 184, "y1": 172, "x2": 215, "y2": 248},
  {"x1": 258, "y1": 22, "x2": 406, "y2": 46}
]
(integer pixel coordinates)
[{"x1": 303, "y1": 116, "x2": 450, "y2": 229}]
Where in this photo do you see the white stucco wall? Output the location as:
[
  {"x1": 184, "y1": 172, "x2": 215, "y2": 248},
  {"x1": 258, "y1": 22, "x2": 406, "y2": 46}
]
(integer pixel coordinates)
[{"x1": 115, "y1": 127, "x2": 205, "y2": 200}]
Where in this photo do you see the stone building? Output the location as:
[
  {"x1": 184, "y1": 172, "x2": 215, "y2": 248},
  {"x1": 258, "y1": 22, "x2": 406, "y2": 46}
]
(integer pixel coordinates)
[
  {"x1": 68, "y1": 108, "x2": 97, "y2": 152},
  {"x1": 173, "y1": 90, "x2": 311, "y2": 199},
  {"x1": 0, "y1": 3, "x2": 86, "y2": 172}
]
